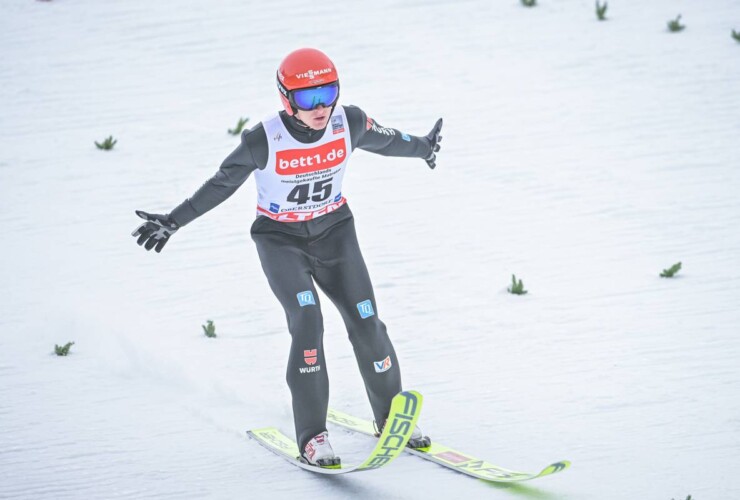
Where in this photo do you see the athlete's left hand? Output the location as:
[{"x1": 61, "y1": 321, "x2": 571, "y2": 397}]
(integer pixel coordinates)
[{"x1": 424, "y1": 118, "x2": 443, "y2": 169}]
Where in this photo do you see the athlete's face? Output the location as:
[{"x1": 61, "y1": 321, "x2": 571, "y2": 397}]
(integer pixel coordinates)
[{"x1": 295, "y1": 105, "x2": 332, "y2": 131}]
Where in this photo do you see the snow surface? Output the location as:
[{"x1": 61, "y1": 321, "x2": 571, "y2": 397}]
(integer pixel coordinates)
[{"x1": 2, "y1": 0, "x2": 739, "y2": 498}]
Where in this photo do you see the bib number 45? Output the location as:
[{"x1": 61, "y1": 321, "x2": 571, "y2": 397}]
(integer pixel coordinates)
[{"x1": 287, "y1": 178, "x2": 333, "y2": 205}]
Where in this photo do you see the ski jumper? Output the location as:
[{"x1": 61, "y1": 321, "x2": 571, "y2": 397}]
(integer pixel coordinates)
[{"x1": 169, "y1": 105, "x2": 433, "y2": 451}]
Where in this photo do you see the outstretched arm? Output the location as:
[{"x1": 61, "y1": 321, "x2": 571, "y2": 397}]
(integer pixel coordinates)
[
  {"x1": 132, "y1": 124, "x2": 268, "y2": 252},
  {"x1": 343, "y1": 105, "x2": 443, "y2": 168},
  {"x1": 169, "y1": 125, "x2": 267, "y2": 226}
]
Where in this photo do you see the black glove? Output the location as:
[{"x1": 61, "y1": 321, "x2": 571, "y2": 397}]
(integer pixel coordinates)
[
  {"x1": 131, "y1": 210, "x2": 179, "y2": 253},
  {"x1": 424, "y1": 118, "x2": 443, "y2": 169}
]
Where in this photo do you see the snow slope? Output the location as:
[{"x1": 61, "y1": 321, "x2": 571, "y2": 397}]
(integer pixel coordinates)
[{"x1": 2, "y1": 0, "x2": 739, "y2": 498}]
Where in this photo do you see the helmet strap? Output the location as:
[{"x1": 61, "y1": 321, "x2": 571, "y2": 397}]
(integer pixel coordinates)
[{"x1": 291, "y1": 113, "x2": 310, "y2": 128}]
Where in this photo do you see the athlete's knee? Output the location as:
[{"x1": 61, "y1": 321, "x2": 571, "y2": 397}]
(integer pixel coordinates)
[
  {"x1": 285, "y1": 304, "x2": 324, "y2": 338},
  {"x1": 347, "y1": 316, "x2": 388, "y2": 342},
  {"x1": 347, "y1": 322, "x2": 396, "y2": 364}
]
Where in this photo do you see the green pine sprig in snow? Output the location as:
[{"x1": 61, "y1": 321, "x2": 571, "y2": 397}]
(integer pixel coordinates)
[
  {"x1": 202, "y1": 320, "x2": 217, "y2": 338},
  {"x1": 508, "y1": 275, "x2": 528, "y2": 295},
  {"x1": 596, "y1": 1, "x2": 608, "y2": 21},
  {"x1": 660, "y1": 262, "x2": 682, "y2": 278},
  {"x1": 54, "y1": 342, "x2": 75, "y2": 356},
  {"x1": 228, "y1": 117, "x2": 249, "y2": 136},
  {"x1": 95, "y1": 136, "x2": 117, "y2": 150},
  {"x1": 668, "y1": 15, "x2": 685, "y2": 32}
]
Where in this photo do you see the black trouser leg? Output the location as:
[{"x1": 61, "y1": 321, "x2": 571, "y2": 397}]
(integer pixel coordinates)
[
  {"x1": 312, "y1": 218, "x2": 403, "y2": 425},
  {"x1": 251, "y1": 209, "x2": 403, "y2": 450},
  {"x1": 251, "y1": 229, "x2": 329, "y2": 452}
]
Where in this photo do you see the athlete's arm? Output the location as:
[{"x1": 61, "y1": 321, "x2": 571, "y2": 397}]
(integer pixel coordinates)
[
  {"x1": 168, "y1": 125, "x2": 269, "y2": 226},
  {"x1": 343, "y1": 105, "x2": 442, "y2": 167}
]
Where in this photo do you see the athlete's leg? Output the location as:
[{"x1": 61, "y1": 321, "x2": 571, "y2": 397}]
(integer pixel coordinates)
[
  {"x1": 311, "y1": 216, "x2": 402, "y2": 425},
  {"x1": 251, "y1": 222, "x2": 329, "y2": 451}
]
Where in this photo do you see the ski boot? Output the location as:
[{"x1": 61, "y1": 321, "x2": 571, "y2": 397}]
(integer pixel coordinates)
[
  {"x1": 301, "y1": 431, "x2": 341, "y2": 468},
  {"x1": 374, "y1": 420, "x2": 432, "y2": 449}
]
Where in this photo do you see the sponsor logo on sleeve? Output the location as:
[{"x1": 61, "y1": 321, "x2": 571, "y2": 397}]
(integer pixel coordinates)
[
  {"x1": 297, "y1": 290, "x2": 316, "y2": 307},
  {"x1": 357, "y1": 299, "x2": 375, "y2": 319},
  {"x1": 373, "y1": 355, "x2": 392, "y2": 373},
  {"x1": 269, "y1": 203, "x2": 280, "y2": 214},
  {"x1": 366, "y1": 118, "x2": 396, "y2": 136}
]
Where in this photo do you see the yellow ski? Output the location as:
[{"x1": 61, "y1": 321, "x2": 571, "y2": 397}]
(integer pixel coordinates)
[
  {"x1": 247, "y1": 390, "x2": 422, "y2": 475},
  {"x1": 327, "y1": 406, "x2": 570, "y2": 483}
]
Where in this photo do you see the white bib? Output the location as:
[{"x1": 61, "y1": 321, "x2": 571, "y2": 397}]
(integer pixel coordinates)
[{"x1": 254, "y1": 108, "x2": 352, "y2": 222}]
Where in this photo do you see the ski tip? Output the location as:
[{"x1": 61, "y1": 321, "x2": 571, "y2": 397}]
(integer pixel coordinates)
[
  {"x1": 397, "y1": 389, "x2": 423, "y2": 408},
  {"x1": 540, "y1": 460, "x2": 571, "y2": 476},
  {"x1": 399, "y1": 389, "x2": 422, "y2": 398}
]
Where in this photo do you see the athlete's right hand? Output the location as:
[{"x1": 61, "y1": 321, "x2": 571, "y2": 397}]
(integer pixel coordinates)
[
  {"x1": 131, "y1": 210, "x2": 179, "y2": 253},
  {"x1": 424, "y1": 118, "x2": 443, "y2": 169}
]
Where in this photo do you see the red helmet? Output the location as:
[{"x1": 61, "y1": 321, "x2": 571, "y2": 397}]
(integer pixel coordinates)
[{"x1": 277, "y1": 48, "x2": 339, "y2": 116}]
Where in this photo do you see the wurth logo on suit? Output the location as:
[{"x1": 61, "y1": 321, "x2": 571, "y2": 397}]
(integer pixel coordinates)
[
  {"x1": 304, "y1": 349, "x2": 318, "y2": 365},
  {"x1": 300, "y1": 348, "x2": 321, "y2": 374}
]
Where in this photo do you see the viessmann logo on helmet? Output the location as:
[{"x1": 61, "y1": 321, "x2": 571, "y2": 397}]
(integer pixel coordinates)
[
  {"x1": 276, "y1": 138, "x2": 346, "y2": 175},
  {"x1": 295, "y1": 68, "x2": 333, "y2": 79}
]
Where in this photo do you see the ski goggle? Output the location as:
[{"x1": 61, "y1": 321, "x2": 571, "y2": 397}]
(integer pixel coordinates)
[{"x1": 290, "y1": 83, "x2": 340, "y2": 111}]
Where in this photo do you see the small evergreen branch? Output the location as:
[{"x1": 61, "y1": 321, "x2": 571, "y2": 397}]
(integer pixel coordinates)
[
  {"x1": 732, "y1": 30, "x2": 740, "y2": 43},
  {"x1": 508, "y1": 274, "x2": 528, "y2": 295},
  {"x1": 54, "y1": 342, "x2": 75, "y2": 356},
  {"x1": 595, "y1": 1, "x2": 607, "y2": 21},
  {"x1": 95, "y1": 136, "x2": 117, "y2": 150},
  {"x1": 202, "y1": 320, "x2": 217, "y2": 338},
  {"x1": 660, "y1": 262, "x2": 682, "y2": 278},
  {"x1": 667, "y1": 15, "x2": 685, "y2": 32},
  {"x1": 228, "y1": 117, "x2": 249, "y2": 136},
  {"x1": 521, "y1": 0, "x2": 536, "y2": 7}
]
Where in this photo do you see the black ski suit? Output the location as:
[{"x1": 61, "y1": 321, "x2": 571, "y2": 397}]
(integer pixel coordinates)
[{"x1": 169, "y1": 105, "x2": 433, "y2": 451}]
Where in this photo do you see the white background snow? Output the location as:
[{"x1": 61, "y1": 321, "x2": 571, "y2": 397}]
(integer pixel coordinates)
[{"x1": 2, "y1": 0, "x2": 739, "y2": 498}]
